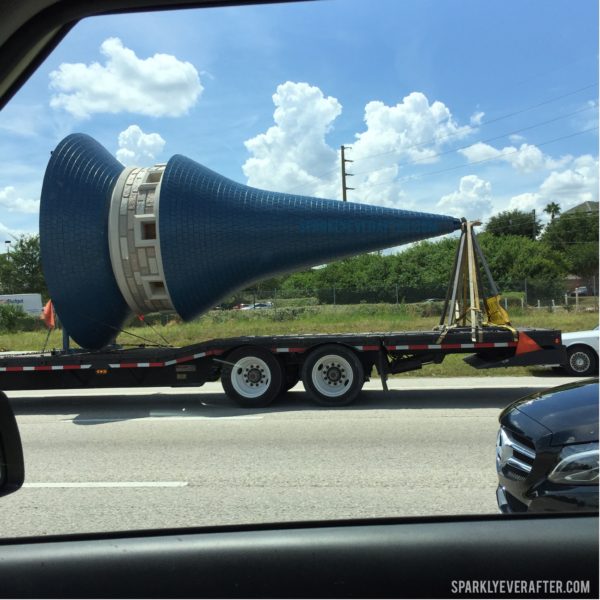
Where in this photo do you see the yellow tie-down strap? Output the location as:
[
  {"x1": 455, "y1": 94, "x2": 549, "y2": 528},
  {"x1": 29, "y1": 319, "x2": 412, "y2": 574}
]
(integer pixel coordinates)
[{"x1": 484, "y1": 295, "x2": 517, "y2": 337}]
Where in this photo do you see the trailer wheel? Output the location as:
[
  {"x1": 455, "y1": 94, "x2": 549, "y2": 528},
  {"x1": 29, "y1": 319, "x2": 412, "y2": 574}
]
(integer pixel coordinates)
[
  {"x1": 301, "y1": 345, "x2": 364, "y2": 406},
  {"x1": 564, "y1": 345, "x2": 598, "y2": 376},
  {"x1": 221, "y1": 347, "x2": 284, "y2": 408}
]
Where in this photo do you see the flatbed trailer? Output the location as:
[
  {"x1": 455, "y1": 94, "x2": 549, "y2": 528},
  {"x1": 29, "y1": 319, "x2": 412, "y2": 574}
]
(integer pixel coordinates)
[{"x1": 0, "y1": 326, "x2": 565, "y2": 407}]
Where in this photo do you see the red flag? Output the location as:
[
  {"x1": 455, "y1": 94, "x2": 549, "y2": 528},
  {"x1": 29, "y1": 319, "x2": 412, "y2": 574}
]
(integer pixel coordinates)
[{"x1": 40, "y1": 300, "x2": 55, "y2": 329}]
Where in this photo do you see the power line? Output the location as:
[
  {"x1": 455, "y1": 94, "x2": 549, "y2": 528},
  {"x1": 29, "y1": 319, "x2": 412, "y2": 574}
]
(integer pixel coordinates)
[
  {"x1": 352, "y1": 104, "x2": 596, "y2": 176},
  {"x1": 363, "y1": 125, "x2": 598, "y2": 190},
  {"x1": 279, "y1": 82, "x2": 598, "y2": 196},
  {"x1": 347, "y1": 82, "x2": 598, "y2": 165},
  {"x1": 469, "y1": 83, "x2": 597, "y2": 128}
]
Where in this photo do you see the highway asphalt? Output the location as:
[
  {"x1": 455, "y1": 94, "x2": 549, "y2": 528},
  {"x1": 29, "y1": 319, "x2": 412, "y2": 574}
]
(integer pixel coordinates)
[{"x1": 0, "y1": 376, "x2": 584, "y2": 538}]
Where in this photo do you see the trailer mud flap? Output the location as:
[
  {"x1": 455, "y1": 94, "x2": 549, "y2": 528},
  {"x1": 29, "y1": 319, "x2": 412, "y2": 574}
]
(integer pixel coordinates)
[
  {"x1": 377, "y1": 348, "x2": 389, "y2": 392},
  {"x1": 464, "y1": 347, "x2": 567, "y2": 369}
]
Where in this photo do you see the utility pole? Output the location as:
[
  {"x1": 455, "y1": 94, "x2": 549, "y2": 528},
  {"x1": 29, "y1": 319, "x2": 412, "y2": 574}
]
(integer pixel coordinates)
[
  {"x1": 3, "y1": 240, "x2": 11, "y2": 295},
  {"x1": 340, "y1": 145, "x2": 354, "y2": 201}
]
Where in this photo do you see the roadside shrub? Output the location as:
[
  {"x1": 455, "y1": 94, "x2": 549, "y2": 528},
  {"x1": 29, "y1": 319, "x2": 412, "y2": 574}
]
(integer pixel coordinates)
[
  {"x1": 0, "y1": 304, "x2": 42, "y2": 333},
  {"x1": 270, "y1": 307, "x2": 319, "y2": 321},
  {"x1": 418, "y1": 301, "x2": 444, "y2": 318},
  {"x1": 275, "y1": 297, "x2": 319, "y2": 307}
]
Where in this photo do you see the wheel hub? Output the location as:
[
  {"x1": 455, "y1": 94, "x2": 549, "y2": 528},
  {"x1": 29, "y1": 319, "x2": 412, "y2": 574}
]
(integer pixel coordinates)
[
  {"x1": 231, "y1": 356, "x2": 272, "y2": 398},
  {"x1": 571, "y1": 352, "x2": 590, "y2": 371},
  {"x1": 245, "y1": 366, "x2": 264, "y2": 385},
  {"x1": 324, "y1": 364, "x2": 343, "y2": 384},
  {"x1": 310, "y1": 352, "x2": 358, "y2": 401}
]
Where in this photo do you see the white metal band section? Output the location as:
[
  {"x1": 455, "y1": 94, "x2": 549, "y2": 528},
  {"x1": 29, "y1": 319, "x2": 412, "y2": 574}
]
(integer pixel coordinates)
[{"x1": 108, "y1": 165, "x2": 174, "y2": 314}]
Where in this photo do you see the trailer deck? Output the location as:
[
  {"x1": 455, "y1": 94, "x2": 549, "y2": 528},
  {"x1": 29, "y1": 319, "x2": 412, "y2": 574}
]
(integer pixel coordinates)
[
  {"x1": 0, "y1": 327, "x2": 565, "y2": 400},
  {"x1": 0, "y1": 224, "x2": 567, "y2": 406}
]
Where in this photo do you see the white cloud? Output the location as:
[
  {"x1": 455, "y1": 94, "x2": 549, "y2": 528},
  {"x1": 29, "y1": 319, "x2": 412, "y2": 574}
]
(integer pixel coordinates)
[
  {"x1": 49, "y1": 38, "x2": 202, "y2": 118},
  {"x1": 459, "y1": 142, "x2": 501, "y2": 163},
  {"x1": 242, "y1": 81, "x2": 341, "y2": 198},
  {"x1": 243, "y1": 84, "x2": 473, "y2": 209},
  {"x1": 460, "y1": 141, "x2": 571, "y2": 173},
  {"x1": 116, "y1": 125, "x2": 165, "y2": 166},
  {"x1": 0, "y1": 186, "x2": 39, "y2": 214},
  {"x1": 507, "y1": 192, "x2": 541, "y2": 213},
  {"x1": 0, "y1": 104, "x2": 46, "y2": 137},
  {"x1": 437, "y1": 175, "x2": 493, "y2": 220},
  {"x1": 348, "y1": 92, "x2": 473, "y2": 207},
  {"x1": 353, "y1": 92, "x2": 473, "y2": 165},
  {"x1": 0, "y1": 222, "x2": 31, "y2": 240},
  {"x1": 507, "y1": 143, "x2": 549, "y2": 172},
  {"x1": 539, "y1": 155, "x2": 599, "y2": 209},
  {"x1": 470, "y1": 111, "x2": 485, "y2": 126},
  {"x1": 354, "y1": 166, "x2": 412, "y2": 209},
  {"x1": 506, "y1": 155, "x2": 599, "y2": 216},
  {"x1": 509, "y1": 134, "x2": 525, "y2": 144}
]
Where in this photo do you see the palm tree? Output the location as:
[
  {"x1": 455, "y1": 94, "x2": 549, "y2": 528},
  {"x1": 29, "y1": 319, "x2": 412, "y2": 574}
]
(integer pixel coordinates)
[{"x1": 544, "y1": 202, "x2": 561, "y2": 221}]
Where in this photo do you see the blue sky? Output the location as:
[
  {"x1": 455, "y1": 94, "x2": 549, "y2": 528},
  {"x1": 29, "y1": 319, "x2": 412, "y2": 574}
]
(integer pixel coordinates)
[{"x1": 0, "y1": 0, "x2": 598, "y2": 242}]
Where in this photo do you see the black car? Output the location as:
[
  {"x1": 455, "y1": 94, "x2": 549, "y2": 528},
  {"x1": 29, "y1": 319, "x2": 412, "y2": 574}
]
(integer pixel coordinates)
[{"x1": 496, "y1": 379, "x2": 599, "y2": 513}]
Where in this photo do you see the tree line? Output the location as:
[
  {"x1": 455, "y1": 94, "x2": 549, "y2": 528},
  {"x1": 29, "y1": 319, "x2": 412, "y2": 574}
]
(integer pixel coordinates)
[{"x1": 254, "y1": 207, "x2": 599, "y2": 300}]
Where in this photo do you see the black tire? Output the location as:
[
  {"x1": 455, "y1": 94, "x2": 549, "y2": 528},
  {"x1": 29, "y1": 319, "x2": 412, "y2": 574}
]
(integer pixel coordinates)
[
  {"x1": 564, "y1": 345, "x2": 598, "y2": 377},
  {"x1": 221, "y1": 346, "x2": 284, "y2": 408},
  {"x1": 301, "y1": 344, "x2": 364, "y2": 407}
]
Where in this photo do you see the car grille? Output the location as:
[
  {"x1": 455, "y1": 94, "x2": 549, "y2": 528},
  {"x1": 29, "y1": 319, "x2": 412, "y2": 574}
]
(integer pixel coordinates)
[{"x1": 496, "y1": 427, "x2": 536, "y2": 480}]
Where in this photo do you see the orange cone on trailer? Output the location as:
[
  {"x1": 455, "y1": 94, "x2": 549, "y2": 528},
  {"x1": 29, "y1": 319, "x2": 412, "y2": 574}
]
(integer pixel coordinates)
[{"x1": 515, "y1": 331, "x2": 542, "y2": 355}]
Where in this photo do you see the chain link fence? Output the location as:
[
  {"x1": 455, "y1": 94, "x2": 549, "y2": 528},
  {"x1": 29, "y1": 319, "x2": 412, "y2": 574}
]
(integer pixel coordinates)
[
  {"x1": 5, "y1": 278, "x2": 593, "y2": 333},
  {"x1": 220, "y1": 277, "x2": 598, "y2": 311}
]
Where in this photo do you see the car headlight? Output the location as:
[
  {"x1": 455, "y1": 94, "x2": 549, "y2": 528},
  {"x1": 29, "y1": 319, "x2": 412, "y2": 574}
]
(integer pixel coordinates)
[{"x1": 548, "y1": 442, "x2": 599, "y2": 485}]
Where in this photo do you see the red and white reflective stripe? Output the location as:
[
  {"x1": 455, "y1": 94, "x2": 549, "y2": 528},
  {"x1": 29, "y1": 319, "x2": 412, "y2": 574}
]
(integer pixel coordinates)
[
  {"x1": 0, "y1": 364, "x2": 92, "y2": 372},
  {"x1": 2, "y1": 339, "x2": 520, "y2": 372},
  {"x1": 272, "y1": 347, "x2": 307, "y2": 354},
  {"x1": 108, "y1": 349, "x2": 224, "y2": 369},
  {"x1": 385, "y1": 341, "x2": 517, "y2": 351}
]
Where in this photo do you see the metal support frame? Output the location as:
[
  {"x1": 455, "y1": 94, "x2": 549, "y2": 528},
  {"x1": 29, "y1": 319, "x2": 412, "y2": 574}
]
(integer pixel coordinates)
[
  {"x1": 62, "y1": 327, "x2": 70, "y2": 351},
  {"x1": 438, "y1": 220, "x2": 507, "y2": 342}
]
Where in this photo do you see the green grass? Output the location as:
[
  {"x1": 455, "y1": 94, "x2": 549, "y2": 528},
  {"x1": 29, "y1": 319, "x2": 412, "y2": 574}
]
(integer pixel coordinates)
[{"x1": 1, "y1": 303, "x2": 597, "y2": 377}]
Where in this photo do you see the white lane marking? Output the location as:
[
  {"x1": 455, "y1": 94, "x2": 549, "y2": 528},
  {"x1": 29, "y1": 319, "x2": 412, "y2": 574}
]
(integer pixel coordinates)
[
  {"x1": 61, "y1": 415, "x2": 264, "y2": 423},
  {"x1": 24, "y1": 481, "x2": 188, "y2": 488}
]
